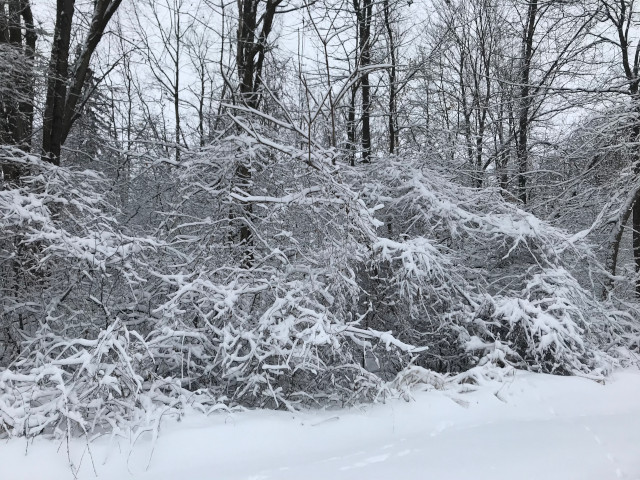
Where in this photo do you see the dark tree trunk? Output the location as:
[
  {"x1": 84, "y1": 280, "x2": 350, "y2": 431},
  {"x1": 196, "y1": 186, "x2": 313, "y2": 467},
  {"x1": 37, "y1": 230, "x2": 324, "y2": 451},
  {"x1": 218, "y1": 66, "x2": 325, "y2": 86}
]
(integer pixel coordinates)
[
  {"x1": 41, "y1": 0, "x2": 123, "y2": 165},
  {"x1": 354, "y1": 0, "x2": 372, "y2": 162},
  {"x1": 516, "y1": 0, "x2": 538, "y2": 205},
  {"x1": 347, "y1": 84, "x2": 357, "y2": 166},
  {"x1": 633, "y1": 191, "x2": 640, "y2": 296},
  {"x1": 0, "y1": 0, "x2": 36, "y2": 182},
  {"x1": 18, "y1": 0, "x2": 36, "y2": 148},
  {"x1": 42, "y1": 0, "x2": 75, "y2": 166},
  {"x1": 603, "y1": 0, "x2": 640, "y2": 297},
  {"x1": 632, "y1": 102, "x2": 640, "y2": 296},
  {"x1": 383, "y1": 0, "x2": 398, "y2": 154},
  {"x1": 234, "y1": 0, "x2": 282, "y2": 267}
]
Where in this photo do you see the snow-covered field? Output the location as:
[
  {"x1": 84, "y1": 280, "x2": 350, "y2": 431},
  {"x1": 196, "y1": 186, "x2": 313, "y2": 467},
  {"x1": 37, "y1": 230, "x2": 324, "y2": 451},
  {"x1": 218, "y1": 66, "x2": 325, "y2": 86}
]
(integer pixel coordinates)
[{"x1": 3, "y1": 369, "x2": 640, "y2": 480}]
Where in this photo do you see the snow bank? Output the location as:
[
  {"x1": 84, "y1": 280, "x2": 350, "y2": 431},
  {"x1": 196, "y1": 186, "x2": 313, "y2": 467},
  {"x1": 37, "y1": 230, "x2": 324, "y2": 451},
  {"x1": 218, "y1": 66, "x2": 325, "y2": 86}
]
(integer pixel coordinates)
[{"x1": 2, "y1": 368, "x2": 639, "y2": 480}]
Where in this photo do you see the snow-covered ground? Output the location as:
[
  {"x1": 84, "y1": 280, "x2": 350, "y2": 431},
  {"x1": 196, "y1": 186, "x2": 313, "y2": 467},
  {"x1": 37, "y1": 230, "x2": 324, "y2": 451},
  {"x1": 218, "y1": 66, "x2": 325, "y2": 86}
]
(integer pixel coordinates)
[{"x1": 3, "y1": 369, "x2": 640, "y2": 480}]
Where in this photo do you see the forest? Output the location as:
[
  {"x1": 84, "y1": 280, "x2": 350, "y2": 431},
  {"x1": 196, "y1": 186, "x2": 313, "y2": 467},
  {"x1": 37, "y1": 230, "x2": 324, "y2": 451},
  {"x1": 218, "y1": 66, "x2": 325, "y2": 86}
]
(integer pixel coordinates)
[{"x1": 1, "y1": 0, "x2": 640, "y2": 440}]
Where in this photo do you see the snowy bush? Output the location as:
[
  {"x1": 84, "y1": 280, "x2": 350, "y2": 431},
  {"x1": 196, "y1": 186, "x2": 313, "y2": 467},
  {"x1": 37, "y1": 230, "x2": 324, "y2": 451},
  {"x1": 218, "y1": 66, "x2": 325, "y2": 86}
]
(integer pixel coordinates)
[
  {"x1": 0, "y1": 152, "x2": 168, "y2": 437},
  {"x1": 0, "y1": 320, "x2": 227, "y2": 438},
  {"x1": 0, "y1": 151, "x2": 152, "y2": 355},
  {"x1": 0, "y1": 133, "x2": 635, "y2": 439},
  {"x1": 356, "y1": 156, "x2": 629, "y2": 375},
  {"x1": 143, "y1": 133, "x2": 426, "y2": 408},
  {"x1": 464, "y1": 268, "x2": 615, "y2": 374}
]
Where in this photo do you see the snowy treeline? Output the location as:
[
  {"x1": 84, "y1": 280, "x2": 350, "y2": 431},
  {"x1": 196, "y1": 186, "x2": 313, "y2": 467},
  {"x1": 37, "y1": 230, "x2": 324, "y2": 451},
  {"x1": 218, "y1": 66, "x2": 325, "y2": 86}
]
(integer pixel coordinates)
[{"x1": 1, "y1": 0, "x2": 639, "y2": 439}]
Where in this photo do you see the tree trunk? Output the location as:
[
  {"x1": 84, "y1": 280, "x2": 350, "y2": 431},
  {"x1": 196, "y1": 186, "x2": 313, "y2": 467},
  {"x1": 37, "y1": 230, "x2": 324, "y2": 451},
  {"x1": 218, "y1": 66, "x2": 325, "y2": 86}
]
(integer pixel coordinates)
[
  {"x1": 516, "y1": 0, "x2": 538, "y2": 205},
  {"x1": 233, "y1": 0, "x2": 282, "y2": 267},
  {"x1": 632, "y1": 105, "x2": 640, "y2": 296},
  {"x1": 383, "y1": 0, "x2": 398, "y2": 154},
  {"x1": 354, "y1": 0, "x2": 372, "y2": 162},
  {"x1": 0, "y1": 0, "x2": 36, "y2": 182},
  {"x1": 347, "y1": 84, "x2": 357, "y2": 166},
  {"x1": 42, "y1": 0, "x2": 123, "y2": 165},
  {"x1": 42, "y1": 0, "x2": 75, "y2": 165}
]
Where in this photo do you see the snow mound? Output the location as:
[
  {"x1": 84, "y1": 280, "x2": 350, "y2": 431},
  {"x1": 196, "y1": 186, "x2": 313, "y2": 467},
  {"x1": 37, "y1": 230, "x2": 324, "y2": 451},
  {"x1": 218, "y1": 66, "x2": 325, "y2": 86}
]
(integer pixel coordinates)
[{"x1": 1, "y1": 368, "x2": 639, "y2": 480}]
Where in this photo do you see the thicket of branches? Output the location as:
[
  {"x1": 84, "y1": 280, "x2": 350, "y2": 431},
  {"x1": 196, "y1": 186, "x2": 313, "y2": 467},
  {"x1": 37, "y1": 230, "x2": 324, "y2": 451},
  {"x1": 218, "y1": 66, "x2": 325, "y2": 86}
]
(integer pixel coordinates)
[{"x1": 0, "y1": 0, "x2": 639, "y2": 440}]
